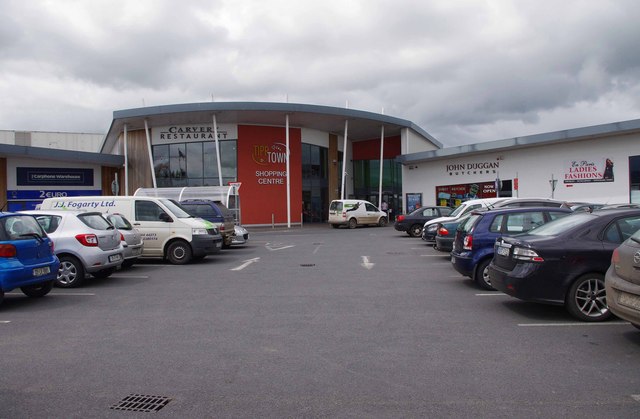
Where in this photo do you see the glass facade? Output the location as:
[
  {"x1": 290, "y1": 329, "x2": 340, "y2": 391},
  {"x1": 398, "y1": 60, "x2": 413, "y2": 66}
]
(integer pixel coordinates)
[
  {"x1": 352, "y1": 159, "x2": 403, "y2": 217},
  {"x1": 630, "y1": 155, "x2": 640, "y2": 203},
  {"x1": 301, "y1": 143, "x2": 329, "y2": 223},
  {"x1": 153, "y1": 140, "x2": 237, "y2": 187}
]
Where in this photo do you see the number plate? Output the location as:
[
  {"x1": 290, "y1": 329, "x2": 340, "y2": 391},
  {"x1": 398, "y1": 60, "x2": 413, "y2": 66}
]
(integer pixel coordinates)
[
  {"x1": 497, "y1": 246, "x2": 510, "y2": 257},
  {"x1": 619, "y1": 292, "x2": 640, "y2": 311},
  {"x1": 33, "y1": 266, "x2": 50, "y2": 277},
  {"x1": 109, "y1": 254, "x2": 122, "y2": 263}
]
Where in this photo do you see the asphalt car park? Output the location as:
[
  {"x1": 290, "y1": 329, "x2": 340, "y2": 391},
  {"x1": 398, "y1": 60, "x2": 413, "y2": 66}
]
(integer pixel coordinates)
[{"x1": 1, "y1": 225, "x2": 640, "y2": 417}]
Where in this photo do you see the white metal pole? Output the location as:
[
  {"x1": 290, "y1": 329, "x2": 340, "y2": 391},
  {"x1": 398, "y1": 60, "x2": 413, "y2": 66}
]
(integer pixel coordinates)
[
  {"x1": 143, "y1": 119, "x2": 157, "y2": 188},
  {"x1": 213, "y1": 114, "x2": 223, "y2": 186},
  {"x1": 378, "y1": 124, "x2": 384, "y2": 207},
  {"x1": 286, "y1": 114, "x2": 291, "y2": 228},
  {"x1": 124, "y1": 123, "x2": 129, "y2": 195},
  {"x1": 341, "y1": 120, "x2": 349, "y2": 200}
]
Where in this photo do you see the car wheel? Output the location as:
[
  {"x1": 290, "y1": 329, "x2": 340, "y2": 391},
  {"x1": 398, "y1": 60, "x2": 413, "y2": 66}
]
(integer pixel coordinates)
[
  {"x1": 92, "y1": 267, "x2": 115, "y2": 279},
  {"x1": 378, "y1": 217, "x2": 388, "y2": 227},
  {"x1": 21, "y1": 281, "x2": 53, "y2": 298},
  {"x1": 409, "y1": 224, "x2": 423, "y2": 237},
  {"x1": 57, "y1": 255, "x2": 85, "y2": 288},
  {"x1": 166, "y1": 240, "x2": 193, "y2": 265},
  {"x1": 565, "y1": 273, "x2": 611, "y2": 322},
  {"x1": 348, "y1": 218, "x2": 357, "y2": 229},
  {"x1": 120, "y1": 259, "x2": 136, "y2": 269},
  {"x1": 474, "y1": 259, "x2": 495, "y2": 291}
]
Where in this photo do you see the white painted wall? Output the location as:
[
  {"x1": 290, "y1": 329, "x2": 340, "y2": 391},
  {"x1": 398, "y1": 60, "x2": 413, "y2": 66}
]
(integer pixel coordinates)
[
  {"x1": 403, "y1": 132, "x2": 640, "y2": 206},
  {"x1": 30, "y1": 132, "x2": 104, "y2": 152},
  {"x1": 301, "y1": 128, "x2": 328, "y2": 148},
  {"x1": 402, "y1": 128, "x2": 440, "y2": 155}
]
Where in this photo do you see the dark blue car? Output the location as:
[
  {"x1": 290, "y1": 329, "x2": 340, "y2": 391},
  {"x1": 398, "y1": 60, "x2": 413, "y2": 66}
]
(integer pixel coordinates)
[
  {"x1": 0, "y1": 213, "x2": 60, "y2": 305},
  {"x1": 450, "y1": 207, "x2": 572, "y2": 290}
]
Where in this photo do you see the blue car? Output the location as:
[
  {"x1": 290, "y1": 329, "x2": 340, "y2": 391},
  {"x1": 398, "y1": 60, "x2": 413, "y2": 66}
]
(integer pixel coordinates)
[
  {"x1": 0, "y1": 213, "x2": 60, "y2": 305},
  {"x1": 450, "y1": 207, "x2": 572, "y2": 290}
]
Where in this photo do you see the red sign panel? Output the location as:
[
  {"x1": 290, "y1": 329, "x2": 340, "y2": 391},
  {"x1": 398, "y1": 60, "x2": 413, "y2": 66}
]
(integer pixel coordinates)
[{"x1": 237, "y1": 125, "x2": 302, "y2": 225}]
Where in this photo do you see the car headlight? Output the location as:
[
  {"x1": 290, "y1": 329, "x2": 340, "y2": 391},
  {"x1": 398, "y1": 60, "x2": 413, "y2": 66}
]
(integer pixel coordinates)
[{"x1": 192, "y1": 228, "x2": 209, "y2": 235}]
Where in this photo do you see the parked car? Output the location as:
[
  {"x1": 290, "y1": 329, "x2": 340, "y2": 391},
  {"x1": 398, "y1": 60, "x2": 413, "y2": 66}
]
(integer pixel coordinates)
[
  {"x1": 434, "y1": 214, "x2": 474, "y2": 253},
  {"x1": 451, "y1": 207, "x2": 572, "y2": 290},
  {"x1": 0, "y1": 213, "x2": 60, "y2": 306},
  {"x1": 493, "y1": 197, "x2": 566, "y2": 208},
  {"x1": 328, "y1": 199, "x2": 388, "y2": 229},
  {"x1": 105, "y1": 213, "x2": 144, "y2": 268},
  {"x1": 599, "y1": 203, "x2": 640, "y2": 209},
  {"x1": 605, "y1": 229, "x2": 640, "y2": 330},
  {"x1": 421, "y1": 198, "x2": 508, "y2": 245},
  {"x1": 22, "y1": 210, "x2": 124, "y2": 288},
  {"x1": 231, "y1": 225, "x2": 249, "y2": 246},
  {"x1": 489, "y1": 209, "x2": 640, "y2": 321},
  {"x1": 180, "y1": 199, "x2": 236, "y2": 248},
  {"x1": 394, "y1": 206, "x2": 453, "y2": 237},
  {"x1": 569, "y1": 202, "x2": 604, "y2": 213}
]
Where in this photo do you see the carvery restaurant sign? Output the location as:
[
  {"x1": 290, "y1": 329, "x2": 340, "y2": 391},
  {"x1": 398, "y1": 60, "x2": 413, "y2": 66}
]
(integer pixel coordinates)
[{"x1": 237, "y1": 125, "x2": 302, "y2": 225}]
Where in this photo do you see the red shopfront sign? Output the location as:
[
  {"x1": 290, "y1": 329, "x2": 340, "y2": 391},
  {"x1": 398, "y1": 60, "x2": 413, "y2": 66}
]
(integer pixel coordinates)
[
  {"x1": 436, "y1": 181, "x2": 497, "y2": 207},
  {"x1": 237, "y1": 125, "x2": 302, "y2": 225}
]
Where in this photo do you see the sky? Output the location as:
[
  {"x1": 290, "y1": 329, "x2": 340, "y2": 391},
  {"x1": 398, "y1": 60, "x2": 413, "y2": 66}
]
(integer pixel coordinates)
[{"x1": 2, "y1": 0, "x2": 640, "y2": 147}]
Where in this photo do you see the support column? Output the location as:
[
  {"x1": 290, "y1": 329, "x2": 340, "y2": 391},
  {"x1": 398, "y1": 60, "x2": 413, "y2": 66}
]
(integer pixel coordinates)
[
  {"x1": 212, "y1": 114, "x2": 223, "y2": 186},
  {"x1": 341, "y1": 120, "x2": 349, "y2": 199},
  {"x1": 144, "y1": 119, "x2": 157, "y2": 188},
  {"x1": 378, "y1": 124, "x2": 384, "y2": 207},
  {"x1": 286, "y1": 114, "x2": 291, "y2": 228},
  {"x1": 124, "y1": 124, "x2": 129, "y2": 195}
]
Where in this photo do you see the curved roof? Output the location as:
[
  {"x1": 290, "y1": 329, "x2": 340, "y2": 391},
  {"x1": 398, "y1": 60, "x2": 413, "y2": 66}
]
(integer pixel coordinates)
[
  {"x1": 397, "y1": 118, "x2": 640, "y2": 164},
  {"x1": 101, "y1": 101, "x2": 441, "y2": 152}
]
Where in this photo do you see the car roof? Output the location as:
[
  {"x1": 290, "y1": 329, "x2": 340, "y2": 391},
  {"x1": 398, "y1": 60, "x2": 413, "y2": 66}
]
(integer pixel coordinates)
[{"x1": 471, "y1": 206, "x2": 571, "y2": 216}]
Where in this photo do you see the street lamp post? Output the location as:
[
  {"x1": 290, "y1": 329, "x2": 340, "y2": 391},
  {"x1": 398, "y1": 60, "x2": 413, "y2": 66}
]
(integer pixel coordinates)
[{"x1": 549, "y1": 174, "x2": 558, "y2": 198}]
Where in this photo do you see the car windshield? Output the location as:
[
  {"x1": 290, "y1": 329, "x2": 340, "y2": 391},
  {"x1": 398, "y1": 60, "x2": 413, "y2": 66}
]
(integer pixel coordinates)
[
  {"x1": 525, "y1": 212, "x2": 595, "y2": 236},
  {"x1": 162, "y1": 199, "x2": 195, "y2": 218},
  {"x1": 449, "y1": 205, "x2": 468, "y2": 217}
]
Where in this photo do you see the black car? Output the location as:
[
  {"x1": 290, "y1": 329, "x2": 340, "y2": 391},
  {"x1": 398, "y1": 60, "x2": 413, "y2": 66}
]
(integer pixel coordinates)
[
  {"x1": 394, "y1": 206, "x2": 453, "y2": 237},
  {"x1": 489, "y1": 209, "x2": 640, "y2": 322}
]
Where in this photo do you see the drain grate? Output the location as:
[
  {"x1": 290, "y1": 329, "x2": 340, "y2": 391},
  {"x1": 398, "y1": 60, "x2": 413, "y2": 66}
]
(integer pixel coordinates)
[
  {"x1": 110, "y1": 394, "x2": 172, "y2": 413},
  {"x1": 300, "y1": 263, "x2": 316, "y2": 267}
]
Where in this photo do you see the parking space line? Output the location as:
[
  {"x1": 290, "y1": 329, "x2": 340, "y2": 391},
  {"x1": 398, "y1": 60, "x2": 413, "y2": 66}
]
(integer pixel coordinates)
[
  {"x1": 518, "y1": 322, "x2": 630, "y2": 327},
  {"x1": 0, "y1": 321, "x2": 10, "y2": 324}
]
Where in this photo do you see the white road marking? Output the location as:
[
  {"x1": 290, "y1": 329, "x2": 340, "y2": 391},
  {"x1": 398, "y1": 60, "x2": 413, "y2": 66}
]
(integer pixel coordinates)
[
  {"x1": 518, "y1": 322, "x2": 630, "y2": 327},
  {"x1": 361, "y1": 256, "x2": 375, "y2": 270},
  {"x1": 313, "y1": 244, "x2": 322, "y2": 254},
  {"x1": 265, "y1": 242, "x2": 295, "y2": 251},
  {"x1": 0, "y1": 321, "x2": 10, "y2": 324},
  {"x1": 475, "y1": 293, "x2": 508, "y2": 296},
  {"x1": 631, "y1": 394, "x2": 640, "y2": 403},
  {"x1": 231, "y1": 257, "x2": 260, "y2": 271}
]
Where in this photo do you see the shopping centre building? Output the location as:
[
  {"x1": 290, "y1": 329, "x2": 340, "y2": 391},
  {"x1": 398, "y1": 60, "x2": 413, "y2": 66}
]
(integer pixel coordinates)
[{"x1": 1, "y1": 101, "x2": 639, "y2": 225}]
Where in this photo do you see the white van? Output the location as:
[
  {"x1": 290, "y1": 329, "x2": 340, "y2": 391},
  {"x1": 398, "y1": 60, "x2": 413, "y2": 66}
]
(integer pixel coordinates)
[
  {"x1": 39, "y1": 196, "x2": 223, "y2": 264},
  {"x1": 328, "y1": 199, "x2": 388, "y2": 229}
]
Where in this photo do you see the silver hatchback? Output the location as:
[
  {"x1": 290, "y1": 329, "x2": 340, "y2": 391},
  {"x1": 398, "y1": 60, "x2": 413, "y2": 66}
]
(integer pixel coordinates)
[
  {"x1": 105, "y1": 213, "x2": 144, "y2": 269},
  {"x1": 22, "y1": 210, "x2": 124, "y2": 288}
]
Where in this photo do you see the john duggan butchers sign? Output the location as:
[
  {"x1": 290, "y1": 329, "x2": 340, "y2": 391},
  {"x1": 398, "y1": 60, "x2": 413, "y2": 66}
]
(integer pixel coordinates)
[
  {"x1": 446, "y1": 160, "x2": 500, "y2": 176},
  {"x1": 564, "y1": 158, "x2": 614, "y2": 183}
]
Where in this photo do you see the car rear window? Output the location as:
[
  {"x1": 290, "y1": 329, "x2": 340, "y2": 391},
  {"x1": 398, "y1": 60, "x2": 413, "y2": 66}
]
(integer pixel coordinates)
[
  {"x1": 33, "y1": 215, "x2": 62, "y2": 234},
  {"x1": 462, "y1": 214, "x2": 482, "y2": 233},
  {"x1": 107, "y1": 214, "x2": 133, "y2": 230},
  {"x1": 330, "y1": 201, "x2": 343, "y2": 211},
  {"x1": 0, "y1": 215, "x2": 46, "y2": 240},
  {"x1": 78, "y1": 213, "x2": 112, "y2": 230}
]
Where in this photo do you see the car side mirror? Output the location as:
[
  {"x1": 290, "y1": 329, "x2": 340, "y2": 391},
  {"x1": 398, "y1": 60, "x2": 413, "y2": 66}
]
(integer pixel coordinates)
[{"x1": 159, "y1": 212, "x2": 173, "y2": 223}]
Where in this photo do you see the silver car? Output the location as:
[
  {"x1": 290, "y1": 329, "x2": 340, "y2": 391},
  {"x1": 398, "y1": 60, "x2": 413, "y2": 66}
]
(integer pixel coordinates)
[
  {"x1": 22, "y1": 210, "x2": 124, "y2": 288},
  {"x1": 105, "y1": 213, "x2": 144, "y2": 268},
  {"x1": 231, "y1": 225, "x2": 249, "y2": 246}
]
